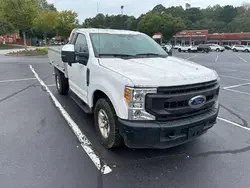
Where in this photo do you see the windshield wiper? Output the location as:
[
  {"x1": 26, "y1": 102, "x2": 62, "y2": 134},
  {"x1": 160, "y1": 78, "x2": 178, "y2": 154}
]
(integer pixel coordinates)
[
  {"x1": 98, "y1": 53, "x2": 135, "y2": 58},
  {"x1": 135, "y1": 53, "x2": 167, "y2": 57}
]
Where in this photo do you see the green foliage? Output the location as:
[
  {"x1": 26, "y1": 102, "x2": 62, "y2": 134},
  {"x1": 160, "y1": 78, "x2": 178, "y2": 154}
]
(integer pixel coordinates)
[
  {"x1": 36, "y1": 0, "x2": 57, "y2": 11},
  {"x1": 138, "y1": 12, "x2": 185, "y2": 40},
  {"x1": 35, "y1": 47, "x2": 48, "y2": 54},
  {"x1": 0, "y1": 19, "x2": 15, "y2": 36},
  {"x1": 2, "y1": 0, "x2": 39, "y2": 31},
  {"x1": 83, "y1": 14, "x2": 138, "y2": 30},
  {"x1": 7, "y1": 48, "x2": 48, "y2": 56},
  {"x1": 33, "y1": 11, "x2": 58, "y2": 44},
  {"x1": 55, "y1": 11, "x2": 78, "y2": 39}
]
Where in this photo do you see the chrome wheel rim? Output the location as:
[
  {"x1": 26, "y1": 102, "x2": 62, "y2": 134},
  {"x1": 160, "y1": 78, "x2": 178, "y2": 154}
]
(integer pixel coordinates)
[
  {"x1": 56, "y1": 75, "x2": 61, "y2": 90},
  {"x1": 98, "y1": 109, "x2": 110, "y2": 139}
]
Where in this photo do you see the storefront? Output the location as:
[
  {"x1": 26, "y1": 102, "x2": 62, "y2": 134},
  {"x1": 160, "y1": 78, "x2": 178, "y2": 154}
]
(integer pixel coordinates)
[{"x1": 173, "y1": 30, "x2": 250, "y2": 46}]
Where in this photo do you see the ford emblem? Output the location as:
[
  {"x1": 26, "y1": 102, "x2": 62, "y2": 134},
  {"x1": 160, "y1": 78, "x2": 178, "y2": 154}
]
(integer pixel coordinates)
[{"x1": 188, "y1": 95, "x2": 206, "y2": 108}]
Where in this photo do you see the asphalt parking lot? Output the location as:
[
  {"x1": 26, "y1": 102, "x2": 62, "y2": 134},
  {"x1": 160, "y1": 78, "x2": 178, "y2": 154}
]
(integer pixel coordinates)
[{"x1": 1, "y1": 50, "x2": 250, "y2": 188}]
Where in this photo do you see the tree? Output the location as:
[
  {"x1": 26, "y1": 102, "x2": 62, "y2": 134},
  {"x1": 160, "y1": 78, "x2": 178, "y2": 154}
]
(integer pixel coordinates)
[
  {"x1": 138, "y1": 12, "x2": 185, "y2": 40},
  {"x1": 0, "y1": 0, "x2": 15, "y2": 36},
  {"x1": 33, "y1": 11, "x2": 58, "y2": 45},
  {"x1": 0, "y1": 19, "x2": 15, "y2": 36},
  {"x1": 37, "y1": 0, "x2": 57, "y2": 11},
  {"x1": 219, "y1": 5, "x2": 237, "y2": 23},
  {"x1": 2, "y1": 0, "x2": 39, "y2": 49},
  {"x1": 55, "y1": 11, "x2": 78, "y2": 40},
  {"x1": 152, "y1": 4, "x2": 166, "y2": 14}
]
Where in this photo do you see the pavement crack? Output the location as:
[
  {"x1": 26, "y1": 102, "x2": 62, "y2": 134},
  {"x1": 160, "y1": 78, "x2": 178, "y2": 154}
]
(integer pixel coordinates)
[
  {"x1": 0, "y1": 75, "x2": 53, "y2": 105},
  {"x1": 191, "y1": 145, "x2": 250, "y2": 158},
  {"x1": 220, "y1": 104, "x2": 249, "y2": 128},
  {"x1": 0, "y1": 81, "x2": 37, "y2": 104}
]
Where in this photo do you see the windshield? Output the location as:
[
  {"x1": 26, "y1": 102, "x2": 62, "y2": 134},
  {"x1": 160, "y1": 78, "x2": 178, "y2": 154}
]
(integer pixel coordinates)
[{"x1": 89, "y1": 33, "x2": 168, "y2": 58}]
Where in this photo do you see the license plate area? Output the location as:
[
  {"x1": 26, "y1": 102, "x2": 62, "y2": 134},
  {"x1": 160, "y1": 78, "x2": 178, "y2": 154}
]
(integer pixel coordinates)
[{"x1": 188, "y1": 125, "x2": 204, "y2": 139}]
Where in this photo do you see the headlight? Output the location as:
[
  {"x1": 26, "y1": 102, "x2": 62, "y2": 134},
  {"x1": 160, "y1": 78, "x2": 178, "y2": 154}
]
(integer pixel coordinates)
[{"x1": 125, "y1": 87, "x2": 157, "y2": 120}]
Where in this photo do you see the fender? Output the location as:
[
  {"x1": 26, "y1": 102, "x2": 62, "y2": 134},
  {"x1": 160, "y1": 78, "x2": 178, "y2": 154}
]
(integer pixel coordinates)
[{"x1": 88, "y1": 80, "x2": 129, "y2": 120}]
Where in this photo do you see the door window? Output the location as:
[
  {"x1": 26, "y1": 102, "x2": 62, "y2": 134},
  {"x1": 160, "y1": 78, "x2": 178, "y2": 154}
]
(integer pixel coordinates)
[{"x1": 75, "y1": 34, "x2": 88, "y2": 52}]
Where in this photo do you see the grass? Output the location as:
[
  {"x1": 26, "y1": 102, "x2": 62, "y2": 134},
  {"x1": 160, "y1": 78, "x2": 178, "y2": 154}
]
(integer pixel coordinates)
[
  {"x1": 6, "y1": 48, "x2": 48, "y2": 56},
  {"x1": 0, "y1": 44, "x2": 25, "y2": 50}
]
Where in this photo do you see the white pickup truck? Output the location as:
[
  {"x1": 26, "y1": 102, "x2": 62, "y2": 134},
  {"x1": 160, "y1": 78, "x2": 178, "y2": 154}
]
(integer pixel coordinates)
[
  {"x1": 178, "y1": 45, "x2": 198, "y2": 52},
  {"x1": 48, "y1": 28, "x2": 220, "y2": 149}
]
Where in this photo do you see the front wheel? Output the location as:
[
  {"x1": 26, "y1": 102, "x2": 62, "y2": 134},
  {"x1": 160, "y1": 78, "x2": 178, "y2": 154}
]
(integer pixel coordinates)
[
  {"x1": 94, "y1": 98, "x2": 123, "y2": 149},
  {"x1": 178, "y1": 48, "x2": 182, "y2": 52},
  {"x1": 216, "y1": 48, "x2": 220, "y2": 52},
  {"x1": 55, "y1": 68, "x2": 69, "y2": 95}
]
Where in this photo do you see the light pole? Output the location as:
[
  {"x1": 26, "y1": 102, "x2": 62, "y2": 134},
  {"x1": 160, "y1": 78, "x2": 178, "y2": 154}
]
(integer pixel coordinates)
[{"x1": 121, "y1": 5, "x2": 124, "y2": 29}]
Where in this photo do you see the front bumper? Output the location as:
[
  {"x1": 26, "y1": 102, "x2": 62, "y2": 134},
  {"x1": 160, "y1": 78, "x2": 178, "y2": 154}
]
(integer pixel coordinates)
[{"x1": 118, "y1": 108, "x2": 219, "y2": 149}]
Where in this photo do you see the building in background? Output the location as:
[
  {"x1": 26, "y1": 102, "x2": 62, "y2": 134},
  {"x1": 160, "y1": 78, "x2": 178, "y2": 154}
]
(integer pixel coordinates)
[
  {"x1": 152, "y1": 32, "x2": 163, "y2": 44},
  {"x1": 0, "y1": 33, "x2": 20, "y2": 44},
  {"x1": 173, "y1": 30, "x2": 250, "y2": 46}
]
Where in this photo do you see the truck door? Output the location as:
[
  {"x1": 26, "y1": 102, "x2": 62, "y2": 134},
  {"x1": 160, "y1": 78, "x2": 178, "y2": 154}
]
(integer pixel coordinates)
[{"x1": 67, "y1": 33, "x2": 89, "y2": 103}]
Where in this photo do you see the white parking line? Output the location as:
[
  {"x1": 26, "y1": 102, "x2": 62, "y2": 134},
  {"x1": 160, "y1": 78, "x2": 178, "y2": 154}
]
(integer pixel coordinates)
[
  {"x1": 223, "y1": 88, "x2": 250, "y2": 96},
  {"x1": 238, "y1": 56, "x2": 248, "y2": 63},
  {"x1": 220, "y1": 68, "x2": 250, "y2": 74},
  {"x1": 223, "y1": 82, "x2": 250, "y2": 89},
  {"x1": 29, "y1": 65, "x2": 112, "y2": 175},
  {"x1": 215, "y1": 56, "x2": 218, "y2": 62},
  {"x1": 219, "y1": 75, "x2": 250, "y2": 82},
  {"x1": 0, "y1": 78, "x2": 36, "y2": 83},
  {"x1": 47, "y1": 84, "x2": 56, "y2": 87},
  {"x1": 186, "y1": 55, "x2": 197, "y2": 60},
  {"x1": 218, "y1": 117, "x2": 250, "y2": 131}
]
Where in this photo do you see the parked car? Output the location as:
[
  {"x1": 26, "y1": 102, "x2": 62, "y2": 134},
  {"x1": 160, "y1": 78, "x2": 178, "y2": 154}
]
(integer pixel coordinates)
[
  {"x1": 208, "y1": 44, "x2": 225, "y2": 52},
  {"x1": 178, "y1": 45, "x2": 198, "y2": 52},
  {"x1": 174, "y1": 44, "x2": 181, "y2": 49},
  {"x1": 232, "y1": 45, "x2": 250, "y2": 52},
  {"x1": 161, "y1": 44, "x2": 173, "y2": 56},
  {"x1": 223, "y1": 45, "x2": 232, "y2": 50},
  {"x1": 48, "y1": 28, "x2": 220, "y2": 149},
  {"x1": 197, "y1": 44, "x2": 211, "y2": 53}
]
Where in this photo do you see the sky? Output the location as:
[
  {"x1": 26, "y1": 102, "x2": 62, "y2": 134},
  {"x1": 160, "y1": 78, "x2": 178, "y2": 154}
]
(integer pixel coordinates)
[{"x1": 47, "y1": 0, "x2": 247, "y2": 22}]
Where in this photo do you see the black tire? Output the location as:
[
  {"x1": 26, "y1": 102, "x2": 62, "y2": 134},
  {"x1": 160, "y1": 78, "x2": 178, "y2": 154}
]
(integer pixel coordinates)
[
  {"x1": 188, "y1": 49, "x2": 191, "y2": 53},
  {"x1": 94, "y1": 98, "x2": 123, "y2": 149},
  {"x1": 216, "y1": 48, "x2": 220, "y2": 52},
  {"x1": 178, "y1": 48, "x2": 182, "y2": 52},
  {"x1": 55, "y1": 68, "x2": 69, "y2": 95},
  {"x1": 233, "y1": 49, "x2": 237, "y2": 52},
  {"x1": 244, "y1": 49, "x2": 249, "y2": 53}
]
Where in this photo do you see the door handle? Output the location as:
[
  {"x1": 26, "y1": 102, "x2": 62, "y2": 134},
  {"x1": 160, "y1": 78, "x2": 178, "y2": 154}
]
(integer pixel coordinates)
[{"x1": 86, "y1": 68, "x2": 90, "y2": 86}]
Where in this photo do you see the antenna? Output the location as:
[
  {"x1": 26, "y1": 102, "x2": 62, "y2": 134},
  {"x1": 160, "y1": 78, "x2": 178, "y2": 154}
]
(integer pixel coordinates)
[{"x1": 97, "y1": 1, "x2": 101, "y2": 57}]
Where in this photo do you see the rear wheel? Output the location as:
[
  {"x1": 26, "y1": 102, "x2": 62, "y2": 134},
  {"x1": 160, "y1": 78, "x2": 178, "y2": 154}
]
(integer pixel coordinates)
[
  {"x1": 244, "y1": 49, "x2": 249, "y2": 52},
  {"x1": 178, "y1": 48, "x2": 182, "y2": 52},
  {"x1": 94, "y1": 98, "x2": 123, "y2": 149},
  {"x1": 188, "y1": 49, "x2": 191, "y2": 53},
  {"x1": 233, "y1": 48, "x2": 237, "y2": 52},
  {"x1": 216, "y1": 48, "x2": 220, "y2": 52},
  {"x1": 55, "y1": 68, "x2": 69, "y2": 95}
]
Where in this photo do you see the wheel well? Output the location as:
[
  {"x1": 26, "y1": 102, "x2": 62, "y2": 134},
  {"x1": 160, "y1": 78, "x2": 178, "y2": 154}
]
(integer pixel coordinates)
[{"x1": 93, "y1": 90, "x2": 109, "y2": 108}]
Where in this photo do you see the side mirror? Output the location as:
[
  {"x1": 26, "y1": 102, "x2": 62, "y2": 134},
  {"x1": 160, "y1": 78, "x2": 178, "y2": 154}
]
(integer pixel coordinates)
[
  {"x1": 61, "y1": 44, "x2": 75, "y2": 64},
  {"x1": 75, "y1": 50, "x2": 89, "y2": 66}
]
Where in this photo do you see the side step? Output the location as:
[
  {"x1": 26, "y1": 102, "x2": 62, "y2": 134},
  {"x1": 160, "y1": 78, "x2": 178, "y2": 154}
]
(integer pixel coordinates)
[{"x1": 70, "y1": 92, "x2": 92, "y2": 114}]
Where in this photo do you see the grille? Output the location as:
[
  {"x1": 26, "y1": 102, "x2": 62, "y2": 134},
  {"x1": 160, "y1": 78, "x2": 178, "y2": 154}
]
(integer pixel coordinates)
[
  {"x1": 145, "y1": 80, "x2": 219, "y2": 121},
  {"x1": 164, "y1": 94, "x2": 214, "y2": 109},
  {"x1": 158, "y1": 80, "x2": 217, "y2": 95}
]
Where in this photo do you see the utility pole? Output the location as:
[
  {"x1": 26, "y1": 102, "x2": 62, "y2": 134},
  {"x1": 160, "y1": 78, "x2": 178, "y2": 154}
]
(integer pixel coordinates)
[{"x1": 121, "y1": 5, "x2": 124, "y2": 29}]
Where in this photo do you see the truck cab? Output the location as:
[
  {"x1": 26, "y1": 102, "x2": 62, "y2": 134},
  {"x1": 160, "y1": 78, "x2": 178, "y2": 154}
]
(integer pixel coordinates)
[{"x1": 49, "y1": 28, "x2": 220, "y2": 149}]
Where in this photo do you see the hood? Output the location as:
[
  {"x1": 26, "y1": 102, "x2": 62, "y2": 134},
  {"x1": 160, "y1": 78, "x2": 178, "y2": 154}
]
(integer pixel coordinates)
[{"x1": 99, "y1": 56, "x2": 218, "y2": 87}]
